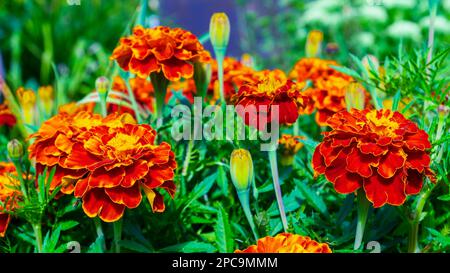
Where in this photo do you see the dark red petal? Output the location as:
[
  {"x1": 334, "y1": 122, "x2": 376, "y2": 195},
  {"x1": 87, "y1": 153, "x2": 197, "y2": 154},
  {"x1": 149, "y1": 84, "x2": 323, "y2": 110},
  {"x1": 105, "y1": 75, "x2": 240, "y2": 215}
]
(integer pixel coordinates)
[
  {"x1": 363, "y1": 171, "x2": 407, "y2": 207},
  {"x1": 377, "y1": 151, "x2": 406, "y2": 179}
]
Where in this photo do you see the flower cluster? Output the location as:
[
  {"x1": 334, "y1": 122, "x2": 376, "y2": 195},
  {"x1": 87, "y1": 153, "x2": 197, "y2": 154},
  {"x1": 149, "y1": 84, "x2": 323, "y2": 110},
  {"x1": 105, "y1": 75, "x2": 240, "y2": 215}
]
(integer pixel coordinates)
[
  {"x1": 111, "y1": 25, "x2": 211, "y2": 81},
  {"x1": 312, "y1": 109, "x2": 434, "y2": 207},
  {"x1": 235, "y1": 233, "x2": 332, "y2": 253},
  {"x1": 0, "y1": 162, "x2": 21, "y2": 237},
  {"x1": 290, "y1": 58, "x2": 369, "y2": 126},
  {"x1": 29, "y1": 111, "x2": 177, "y2": 222},
  {"x1": 231, "y1": 74, "x2": 308, "y2": 130},
  {"x1": 0, "y1": 103, "x2": 16, "y2": 127}
]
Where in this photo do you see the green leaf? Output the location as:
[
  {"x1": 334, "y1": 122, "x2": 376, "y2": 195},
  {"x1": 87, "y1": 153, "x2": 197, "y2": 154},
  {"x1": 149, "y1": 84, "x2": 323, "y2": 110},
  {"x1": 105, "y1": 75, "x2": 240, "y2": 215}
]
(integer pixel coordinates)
[
  {"x1": 329, "y1": 65, "x2": 361, "y2": 80},
  {"x1": 294, "y1": 179, "x2": 328, "y2": 216},
  {"x1": 437, "y1": 194, "x2": 450, "y2": 201},
  {"x1": 159, "y1": 241, "x2": 216, "y2": 253},
  {"x1": 181, "y1": 172, "x2": 218, "y2": 210},
  {"x1": 214, "y1": 203, "x2": 234, "y2": 253},
  {"x1": 391, "y1": 90, "x2": 401, "y2": 111},
  {"x1": 58, "y1": 221, "x2": 79, "y2": 231},
  {"x1": 216, "y1": 165, "x2": 229, "y2": 196},
  {"x1": 87, "y1": 236, "x2": 104, "y2": 253}
]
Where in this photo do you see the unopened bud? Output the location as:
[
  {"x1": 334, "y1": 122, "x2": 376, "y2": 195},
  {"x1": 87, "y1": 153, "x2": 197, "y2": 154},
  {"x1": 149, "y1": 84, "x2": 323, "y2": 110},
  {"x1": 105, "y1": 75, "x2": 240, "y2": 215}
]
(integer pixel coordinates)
[
  {"x1": 209, "y1": 13, "x2": 230, "y2": 50},
  {"x1": 305, "y1": 30, "x2": 323, "y2": 58},
  {"x1": 95, "y1": 76, "x2": 110, "y2": 96},
  {"x1": 230, "y1": 149, "x2": 253, "y2": 192},
  {"x1": 7, "y1": 139, "x2": 23, "y2": 160}
]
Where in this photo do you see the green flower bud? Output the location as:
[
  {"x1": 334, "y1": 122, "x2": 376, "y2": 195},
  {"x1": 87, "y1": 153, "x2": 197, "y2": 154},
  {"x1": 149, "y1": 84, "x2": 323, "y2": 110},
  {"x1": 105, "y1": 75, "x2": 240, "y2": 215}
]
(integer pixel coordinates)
[
  {"x1": 95, "y1": 76, "x2": 110, "y2": 96},
  {"x1": 209, "y1": 13, "x2": 230, "y2": 50},
  {"x1": 230, "y1": 149, "x2": 253, "y2": 192},
  {"x1": 7, "y1": 139, "x2": 24, "y2": 160}
]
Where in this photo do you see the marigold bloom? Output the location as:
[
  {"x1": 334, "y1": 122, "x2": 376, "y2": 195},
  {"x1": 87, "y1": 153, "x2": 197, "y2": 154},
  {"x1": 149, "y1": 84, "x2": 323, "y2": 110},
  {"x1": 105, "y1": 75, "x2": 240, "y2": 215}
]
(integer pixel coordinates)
[
  {"x1": 235, "y1": 233, "x2": 332, "y2": 253},
  {"x1": 29, "y1": 111, "x2": 177, "y2": 222},
  {"x1": 0, "y1": 162, "x2": 21, "y2": 237},
  {"x1": 312, "y1": 109, "x2": 435, "y2": 207},
  {"x1": 111, "y1": 25, "x2": 211, "y2": 81},
  {"x1": 0, "y1": 103, "x2": 16, "y2": 127},
  {"x1": 302, "y1": 76, "x2": 370, "y2": 126},
  {"x1": 278, "y1": 134, "x2": 305, "y2": 166},
  {"x1": 231, "y1": 73, "x2": 308, "y2": 130},
  {"x1": 289, "y1": 58, "x2": 350, "y2": 84},
  {"x1": 58, "y1": 102, "x2": 95, "y2": 115},
  {"x1": 305, "y1": 30, "x2": 323, "y2": 58}
]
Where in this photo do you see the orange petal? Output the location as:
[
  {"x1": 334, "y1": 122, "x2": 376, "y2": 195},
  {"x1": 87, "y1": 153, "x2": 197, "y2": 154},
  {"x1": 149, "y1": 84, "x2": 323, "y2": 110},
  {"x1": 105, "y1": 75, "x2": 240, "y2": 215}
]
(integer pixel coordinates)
[
  {"x1": 88, "y1": 167, "x2": 125, "y2": 188},
  {"x1": 105, "y1": 184, "x2": 142, "y2": 209},
  {"x1": 121, "y1": 160, "x2": 149, "y2": 188},
  {"x1": 161, "y1": 58, "x2": 193, "y2": 81},
  {"x1": 377, "y1": 151, "x2": 405, "y2": 179},
  {"x1": 142, "y1": 186, "x2": 165, "y2": 213},
  {"x1": 364, "y1": 171, "x2": 407, "y2": 207}
]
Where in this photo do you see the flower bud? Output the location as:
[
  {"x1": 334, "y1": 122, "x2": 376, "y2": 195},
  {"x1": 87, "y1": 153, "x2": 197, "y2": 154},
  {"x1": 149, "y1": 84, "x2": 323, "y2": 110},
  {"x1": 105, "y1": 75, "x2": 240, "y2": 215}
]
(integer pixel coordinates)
[
  {"x1": 209, "y1": 13, "x2": 230, "y2": 50},
  {"x1": 305, "y1": 30, "x2": 323, "y2": 58},
  {"x1": 95, "y1": 76, "x2": 110, "y2": 96},
  {"x1": 7, "y1": 139, "x2": 23, "y2": 160},
  {"x1": 278, "y1": 135, "x2": 304, "y2": 166},
  {"x1": 38, "y1": 85, "x2": 54, "y2": 116},
  {"x1": 345, "y1": 82, "x2": 366, "y2": 111},
  {"x1": 16, "y1": 87, "x2": 36, "y2": 125},
  {"x1": 230, "y1": 149, "x2": 253, "y2": 192}
]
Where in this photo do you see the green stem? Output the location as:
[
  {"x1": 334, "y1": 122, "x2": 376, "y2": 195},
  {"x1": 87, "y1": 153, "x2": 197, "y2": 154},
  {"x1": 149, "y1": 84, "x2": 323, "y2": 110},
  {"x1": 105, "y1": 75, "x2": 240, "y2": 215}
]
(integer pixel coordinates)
[
  {"x1": 124, "y1": 78, "x2": 143, "y2": 123},
  {"x1": 137, "y1": 0, "x2": 148, "y2": 27},
  {"x1": 354, "y1": 188, "x2": 370, "y2": 250},
  {"x1": 99, "y1": 93, "x2": 108, "y2": 118},
  {"x1": 268, "y1": 149, "x2": 288, "y2": 231},
  {"x1": 214, "y1": 48, "x2": 226, "y2": 106},
  {"x1": 237, "y1": 190, "x2": 259, "y2": 241},
  {"x1": 113, "y1": 219, "x2": 123, "y2": 253},
  {"x1": 32, "y1": 223, "x2": 43, "y2": 253},
  {"x1": 150, "y1": 72, "x2": 169, "y2": 128},
  {"x1": 11, "y1": 159, "x2": 27, "y2": 200},
  {"x1": 408, "y1": 188, "x2": 431, "y2": 253},
  {"x1": 182, "y1": 138, "x2": 194, "y2": 176},
  {"x1": 93, "y1": 217, "x2": 106, "y2": 252}
]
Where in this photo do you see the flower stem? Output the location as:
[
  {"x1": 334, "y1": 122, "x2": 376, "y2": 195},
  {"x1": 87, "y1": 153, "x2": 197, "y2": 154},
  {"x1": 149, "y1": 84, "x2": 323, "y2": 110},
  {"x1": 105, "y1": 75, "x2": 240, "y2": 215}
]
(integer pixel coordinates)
[
  {"x1": 150, "y1": 72, "x2": 169, "y2": 128},
  {"x1": 182, "y1": 138, "x2": 194, "y2": 176},
  {"x1": 408, "y1": 188, "x2": 431, "y2": 253},
  {"x1": 11, "y1": 159, "x2": 28, "y2": 200},
  {"x1": 354, "y1": 188, "x2": 370, "y2": 250},
  {"x1": 113, "y1": 219, "x2": 123, "y2": 253},
  {"x1": 268, "y1": 149, "x2": 288, "y2": 231},
  {"x1": 99, "y1": 94, "x2": 108, "y2": 118},
  {"x1": 214, "y1": 48, "x2": 226, "y2": 106},
  {"x1": 93, "y1": 217, "x2": 106, "y2": 252},
  {"x1": 237, "y1": 190, "x2": 259, "y2": 241},
  {"x1": 32, "y1": 223, "x2": 43, "y2": 253},
  {"x1": 124, "y1": 77, "x2": 143, "y2": 123}
]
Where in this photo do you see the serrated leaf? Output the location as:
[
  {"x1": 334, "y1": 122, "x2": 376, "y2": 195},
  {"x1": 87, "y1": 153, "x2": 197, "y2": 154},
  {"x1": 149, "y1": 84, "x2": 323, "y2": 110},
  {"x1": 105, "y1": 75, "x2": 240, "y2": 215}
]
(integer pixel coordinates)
[
  {"x1": 294, "y1": 179, "x2": 328, "y2": 216},
  {"x1": 181, "y1": 172, "x2": 218, "y2": 211},
  {"x1": 214, "y1": 204, "x2": 233, "y2": 253}
]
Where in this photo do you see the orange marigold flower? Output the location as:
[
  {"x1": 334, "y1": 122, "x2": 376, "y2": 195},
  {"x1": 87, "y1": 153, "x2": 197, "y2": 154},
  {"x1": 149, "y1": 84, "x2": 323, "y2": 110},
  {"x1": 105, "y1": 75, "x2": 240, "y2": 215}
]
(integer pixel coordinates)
[
  {"x1": 28, "y1": 111, "x2": 106, "y2": 194},
  {"x1": 111, "y1": 25, "x2": 211, "y2": 81},
  {"x1": 29, "y1": 111, "x2": 177, "y2": 222},
  {"x1": 69, "y1": 123, "x2": 176, "y2": 222},
  {"x1": 231, "y1": 74, "x2": 308, "y2": 130},
  {"x1": 0, "y1": 103, "x2": 16, "y2": 127},
  {"x1": 58, "y1": 102, "x2": 95, "y2": 115},
  {"x1": 235, "y1": 233, "x2": 332, "y2": 253},
  {"x1": 0, "y1": 162, "x2": 21, "y2": 237},
  {"x1": 278, "y1": 134, "x2": 305, "y2": 166},
  {"x1": 312, "y1": 109, "x2": 435, "y2": 207},
  {"x1": 289, "y1": 58, "x2": 350, "y2": 84}
]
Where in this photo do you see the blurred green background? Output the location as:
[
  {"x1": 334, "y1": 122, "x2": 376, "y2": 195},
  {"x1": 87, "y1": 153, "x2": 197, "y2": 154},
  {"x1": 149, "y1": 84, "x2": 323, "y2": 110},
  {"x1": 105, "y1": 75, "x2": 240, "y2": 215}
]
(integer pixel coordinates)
[{"x1": 1, "y1": 0, "x2": 449, "y2": 97}]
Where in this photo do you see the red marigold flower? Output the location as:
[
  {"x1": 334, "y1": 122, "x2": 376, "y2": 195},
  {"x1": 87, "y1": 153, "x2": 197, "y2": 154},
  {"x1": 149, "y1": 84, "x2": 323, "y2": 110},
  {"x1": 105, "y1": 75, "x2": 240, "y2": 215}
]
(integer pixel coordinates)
[
  {"x1": 0, "y1": 103, "x2": 16, "y2": 127},
  {"x1": 231, "y1": 74, "x2": 308, "y2": 130},
  {"x1": 312, "y1": 109, "x2": 435, "y2": 207},
  {"x1": 235, "y1": 233, "x2": 332, "y2": 253},
  {"x1": 0, "y1": 162, "x2": 21, "y2": 237},
  {"x1": 111, "y1": 25, "x2": 211, "y2": 81},
  {"x1": 289, "y1": 58, "x2": 350, "y2": 84}
]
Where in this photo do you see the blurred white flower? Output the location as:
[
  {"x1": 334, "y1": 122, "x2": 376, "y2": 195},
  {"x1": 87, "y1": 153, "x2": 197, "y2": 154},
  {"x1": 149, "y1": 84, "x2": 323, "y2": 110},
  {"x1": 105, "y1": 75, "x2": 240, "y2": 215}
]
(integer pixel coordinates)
[
  {"x1": 420, "y1": 16, "x2": 450, "y2": 34},
  {"x1": 383, "y1": 0, "x2": 416, "y2": 9},
  {"x1": 387, "y1": 20, "x2": 421, "y2": 41},
  {"x1": 355, "y1": 32, "x2": 375, "y2": 47},
  {"x1": 302, "y1": 8, "x2": 341, "y2": 26},
  {"x1": 307, "y1": 0, "x2": 343, "y2": 11},
  {"x1": 444, "y1": 0, "x2": 450, "y2": 11},
  {"x1": 358, "y1": 5, "x2": 388, "y2": 23}
]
